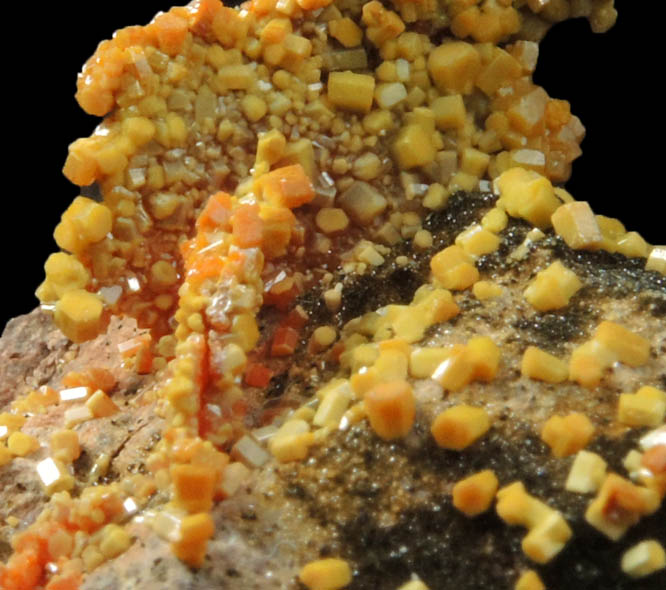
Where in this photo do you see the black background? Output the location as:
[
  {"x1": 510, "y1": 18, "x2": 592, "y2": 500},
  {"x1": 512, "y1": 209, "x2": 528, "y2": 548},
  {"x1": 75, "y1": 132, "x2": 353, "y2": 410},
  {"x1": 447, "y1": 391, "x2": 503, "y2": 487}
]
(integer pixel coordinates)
[{"x1": 3, "y1": 1, "x2": 660, "y2": 330}]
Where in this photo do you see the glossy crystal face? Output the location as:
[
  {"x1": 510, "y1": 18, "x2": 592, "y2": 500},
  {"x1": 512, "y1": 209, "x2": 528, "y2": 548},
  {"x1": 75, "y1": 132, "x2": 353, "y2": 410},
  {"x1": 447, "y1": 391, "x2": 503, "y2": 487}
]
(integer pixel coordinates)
[{"x1": 3, "y1": 2, "x2": 666, "y2": 590}]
